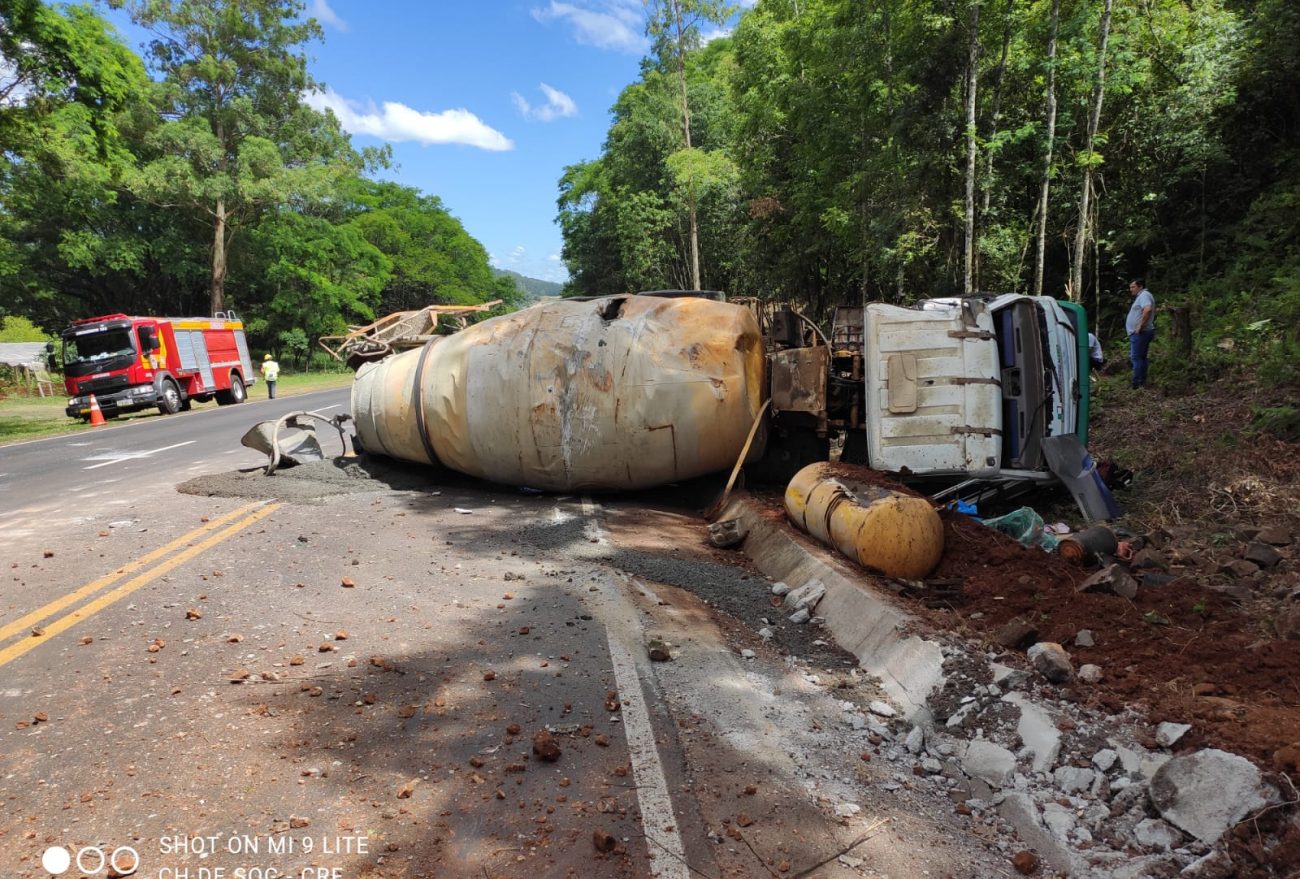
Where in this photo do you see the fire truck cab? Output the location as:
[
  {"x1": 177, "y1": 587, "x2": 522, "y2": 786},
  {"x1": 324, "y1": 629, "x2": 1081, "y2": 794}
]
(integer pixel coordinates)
[{"x1": 60, "y1": 312, "x2": 256, "y2": 420}]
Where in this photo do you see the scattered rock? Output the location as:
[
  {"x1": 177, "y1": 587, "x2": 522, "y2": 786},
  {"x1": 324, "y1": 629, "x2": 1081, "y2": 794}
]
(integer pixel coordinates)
[
  {"x1": 1011, "y1": 850, "x2": 1040, "y2": 875},
  {"x1": 229, "y1": 668, "x2": 251, "y2": 682},
  {"x1": 758, "y1": 627, "x2": 774, "y2": 641},
  {"x1": 1219, "y1": 559, "x2": 1259, "y2": 579},
  {"x1": 185, "y1": 609, "x2": 202, "y2": 620},
  {"x1": 739, "y1": 649, "x2": 755, "y2": 660},
  {"x1": 707, "y1": 518, "x2": 748, "y2": 548},
  {"x1": 340, "y1": 576, "x2": 356, "y2": 588},
  {"x1": 1077, "y1": 564, "x2": 1139, "y2": 599},
  {"x1": 397, "y1": 779, "x2": 419, "y2": 799},
  {"x1": 592, "y1": 830, "x2": 616, "y2": 852},
  {"x1": 867, "y1": 700, "x2": 896, "y2": 718},
  {"x1": 1074, "y1": 629, "x2": 1095, "y2": 648},
  {"x1": 532, "y1": 729, "x2": 561, "y2": 762},
  {"x1": 771, "y1": 582, "x2": 791, "y2": 597},
  {"x1": 962, "y1": 740, "x2": 1016, "y2": 788},
  {"x1": 647, "y1": 639, "x2": 672, "y2": 662},
  {"x1": 787, "y1": 608, "x2": 811, "y2": 624},
  {"x1": 1027, "y1": 642, "x2": 1073, "y2": 683},
  {"x1": 904, "y1": 726, "x2": 925, "y2": 754},
  {"x1": 993, "y1": 618, "x2": 1038, "y2": 650},
  {"x1": 1149, "y1": 748, "x2": 1275, "y2": 843},
  {"x1": 1078, "y1": 664, "x2": 1102, "y2": 683},
  {"x1": 289, "y1": 816, "x2": 310, "y2": 829},
  {"x1": 1244, "y1": 542, "x2": 1282, "y2": 568},
  {"x1": 1131, "y1": 547, "x2": 1168, "y2": 570},
  {"x1": 833, "y1": 803, "x2": 861, "y2": 819},
  {"x1": 1257, "y1": 526, "x2": 1293, "y2": 547},
  {"x1": 1155, "y1": 722, "x2": 1192, "y2": 748}
]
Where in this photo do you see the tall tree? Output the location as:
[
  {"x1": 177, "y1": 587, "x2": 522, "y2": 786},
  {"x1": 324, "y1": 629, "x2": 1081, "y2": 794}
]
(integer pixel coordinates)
[
  {"x1": 118, "y1": 0, "x2": 346, "y2": 316},
  {"x1": 1069, "y1": 0, "x2": 1113, "y2": 302},
  {"x1": 1032, "y1": 0, "x2": 1061, "y2": 296},
  {"x1": 646, "y1": 0, "x2": 732, "y2": 291}
]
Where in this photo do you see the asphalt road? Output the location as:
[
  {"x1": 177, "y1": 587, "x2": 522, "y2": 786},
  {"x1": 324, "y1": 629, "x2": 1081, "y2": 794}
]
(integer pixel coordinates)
[
  {"x1": 0, "y1": 390, "x2": 1017, "y2": 879},
  {"x1": 0, "y1": 387, "x2": 350, "y2": 534}
]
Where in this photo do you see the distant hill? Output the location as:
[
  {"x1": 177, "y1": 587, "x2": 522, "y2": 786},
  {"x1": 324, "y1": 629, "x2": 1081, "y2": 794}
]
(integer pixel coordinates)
[{"x1": 492, "y1": 268, "x2": 564, "y2": 301}]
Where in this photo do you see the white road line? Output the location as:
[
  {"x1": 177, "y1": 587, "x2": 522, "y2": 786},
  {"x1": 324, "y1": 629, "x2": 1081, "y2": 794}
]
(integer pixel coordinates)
[
  {"x1": 83, "y1": 440, "x2": 197, "y2": 470},
  {"x1": 606, "y1": 636, "x2": 690, "y2": 879},
  {"x1": 585, "y1": 492, "x2": 688, "y2": 878},
  {"x1": 308, "y1": 404, "x2": 340, "y2": 414}
]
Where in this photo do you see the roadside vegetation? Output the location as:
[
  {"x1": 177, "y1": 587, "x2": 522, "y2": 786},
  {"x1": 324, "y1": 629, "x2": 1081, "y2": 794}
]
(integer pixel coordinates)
[{"x1": 0, "y1": 0, "x2": 518, "y2": 361}]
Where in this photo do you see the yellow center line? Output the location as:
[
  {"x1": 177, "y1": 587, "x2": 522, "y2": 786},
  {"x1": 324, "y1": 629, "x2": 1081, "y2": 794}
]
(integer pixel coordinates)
[
  {"x1": 0, "y1": 501, "x2": 266, "y2": 644},
  {"x1": 0, "y1": 503, "x2": 282, "y2": 669}
]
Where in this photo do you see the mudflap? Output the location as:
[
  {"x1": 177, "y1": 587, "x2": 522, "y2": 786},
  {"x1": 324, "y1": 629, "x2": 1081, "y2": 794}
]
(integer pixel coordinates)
[{"x1": 1042, "y1": 434, "x2": 1121, "y2": 522}]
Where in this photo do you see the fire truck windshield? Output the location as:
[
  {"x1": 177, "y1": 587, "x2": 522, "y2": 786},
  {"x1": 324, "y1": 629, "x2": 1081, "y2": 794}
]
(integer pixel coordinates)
[{"x1": 63, "y1": 329, "x2": 137, "y2": 377}]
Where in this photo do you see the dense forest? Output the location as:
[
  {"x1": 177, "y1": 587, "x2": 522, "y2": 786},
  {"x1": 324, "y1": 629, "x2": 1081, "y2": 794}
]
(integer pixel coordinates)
[
  {"x1": 0, "y1": 0, "x2": 519, "y2": 359},
  {"x1": 559, "y1": 0, "x2": 1298, "y2": 386}
]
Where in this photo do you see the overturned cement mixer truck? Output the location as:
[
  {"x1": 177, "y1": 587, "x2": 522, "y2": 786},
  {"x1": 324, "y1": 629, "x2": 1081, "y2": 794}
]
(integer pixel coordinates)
[{"x1": 349, "y1": 290, "x2": 1111, "y2": 576}]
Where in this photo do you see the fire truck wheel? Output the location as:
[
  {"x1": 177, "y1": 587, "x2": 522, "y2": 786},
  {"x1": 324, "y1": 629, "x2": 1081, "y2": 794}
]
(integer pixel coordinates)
[
  {"x1": 158, "y1": 379, "x2": 182, "y2": 415},
  {"x1": 217, "y1": 373, "x2": 246, "y2": 405}
]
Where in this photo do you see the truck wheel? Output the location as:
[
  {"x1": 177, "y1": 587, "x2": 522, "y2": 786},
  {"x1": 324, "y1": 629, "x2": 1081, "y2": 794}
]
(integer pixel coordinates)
[
  {"x1": 217, "y1": 373, "x2": 246, "y2": 405},
  {"x1": 158, "y1": 379, "x2": 182, "y2": 415}
]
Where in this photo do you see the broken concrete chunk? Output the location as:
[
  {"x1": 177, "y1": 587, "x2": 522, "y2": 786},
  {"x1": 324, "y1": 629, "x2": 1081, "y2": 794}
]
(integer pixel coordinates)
[
  {"x1": 1052, "y1": 765, "x2": 1096, "y2": 794},
  {"x1": 1155, "y1": 722, "x2": 1192, "y2": 748},
  {"x1": 1092, "y1": 748, "x2": 1118, "y2": 772},
  {"x1": 1027, "y1": 642, "x2": 1073, "y2": 683},
  {"x1": 1149, "y1": 748, "x2": 1275, "y2": 844},
  {"x1": 1133, "y1": 817, "x2": 1183, "y2": 851},
  {"x1": 867, "y1": 700, "x2": 896, "y2": 718},
  {"x1": 962, "y1": 740, "x2": 1016, "y2": 788},
  {"x1": 1077, "y1": 563, "x2": 1139, "y2": 599},
  {"x1": 1244, "y1": 542, "x2": 1282, "y2": 568},
  {"x1": 1074, "y1": 629, "x2": 1095, "y2": 647},
  {"x1": 707, "y1": 518, "x2": 748, "y2": 548},
  {"x1": 784, "y1": 579, "x2": 826, "y2": 613},
  {"x1": 904, "y1": 726, "x2": 925, "y2": 754},
  {"x1": 787, "y1": 608, "x2": 811, "y2": 624},
  {"x1": 1078, "y1": 664, "x2": 1103, "y2": 683}
]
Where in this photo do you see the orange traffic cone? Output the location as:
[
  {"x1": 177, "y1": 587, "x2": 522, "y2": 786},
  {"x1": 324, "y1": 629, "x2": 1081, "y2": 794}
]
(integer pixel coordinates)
[{"x1": 88, "y1": 394, "x2": 106, "y2": 427}]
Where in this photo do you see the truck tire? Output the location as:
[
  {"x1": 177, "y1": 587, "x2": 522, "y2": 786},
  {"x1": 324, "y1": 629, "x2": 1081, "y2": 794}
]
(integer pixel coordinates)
[
  {"x1": 158, "y1": 379, "x2": 182, "y2": 415},
  {"x1": 216, "y1": 373, "x2": 246, "y2": 405}
]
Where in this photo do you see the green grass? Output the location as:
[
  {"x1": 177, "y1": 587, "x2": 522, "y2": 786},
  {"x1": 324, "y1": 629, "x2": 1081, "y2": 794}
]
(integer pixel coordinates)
[{"x1": 0, "y1": 370, "x2": 354, "y2": 446}]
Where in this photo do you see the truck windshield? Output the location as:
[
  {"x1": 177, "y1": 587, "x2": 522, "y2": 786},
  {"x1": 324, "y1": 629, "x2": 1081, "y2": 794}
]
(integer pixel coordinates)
[{"x1": 63, "y1": 330, "x2": 136, "y2": 376}]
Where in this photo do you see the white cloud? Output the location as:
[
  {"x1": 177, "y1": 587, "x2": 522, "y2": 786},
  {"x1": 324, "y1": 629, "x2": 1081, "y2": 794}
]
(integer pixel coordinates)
[
  {"x1": 509, "y1": 246, "x2": 527, "y2": 263},
  {"x1": 511, "y1": 83, "x2": 578, "y2": 122},
  {"x1": 305, "y1": 87, "x2": 513, "y2": 151},
  {"x1": 308, "y1": 0, "x2": 348, "y2": 32},
  {"x1": 700, "y1": 26, "x2": 732, "y2": 44},
  {"x1": 531, "y1": 1, "x2": 647, "y2": 53}
]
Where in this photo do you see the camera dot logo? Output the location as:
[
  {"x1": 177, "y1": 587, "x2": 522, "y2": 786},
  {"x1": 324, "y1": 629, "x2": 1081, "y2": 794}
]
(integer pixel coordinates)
[{"x1": 41, "y1": 846, "x2": 71, "y2": 875}]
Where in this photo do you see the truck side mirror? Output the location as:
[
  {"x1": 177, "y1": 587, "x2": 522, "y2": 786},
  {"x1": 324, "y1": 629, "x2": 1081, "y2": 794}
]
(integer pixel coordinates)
[{"x1": 141, "y1": 327, "x2": 160, "y2": 352}]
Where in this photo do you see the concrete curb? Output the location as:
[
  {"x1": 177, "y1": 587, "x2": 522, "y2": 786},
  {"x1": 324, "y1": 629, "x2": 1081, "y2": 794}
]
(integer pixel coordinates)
[{"x1": 724, "y1": 495, "x2": 945, "y2": 718}]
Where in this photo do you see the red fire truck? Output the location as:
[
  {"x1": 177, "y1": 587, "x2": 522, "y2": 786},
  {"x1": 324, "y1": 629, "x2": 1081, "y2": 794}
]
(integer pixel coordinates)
[{"x1": 59, "y1": 312, "x2": 256, "y2": 420}]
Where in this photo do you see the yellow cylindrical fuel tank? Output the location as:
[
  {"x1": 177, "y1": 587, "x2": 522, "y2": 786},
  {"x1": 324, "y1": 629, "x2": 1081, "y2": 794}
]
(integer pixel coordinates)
[
  {"x1": 784, "y1": 462, "x2": 944, "y2": 579},
  {"x1": 352, "y1": 294, "x2": 767, "y2": 492}
]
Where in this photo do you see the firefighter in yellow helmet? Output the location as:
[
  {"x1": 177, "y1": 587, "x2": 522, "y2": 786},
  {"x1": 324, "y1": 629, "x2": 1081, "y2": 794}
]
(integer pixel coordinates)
[{"x1": 260, "y1": 353, "x2": 280, "y2": 399}]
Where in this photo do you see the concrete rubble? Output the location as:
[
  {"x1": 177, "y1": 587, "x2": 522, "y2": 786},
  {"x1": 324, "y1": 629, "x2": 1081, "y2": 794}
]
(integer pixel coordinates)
[{"x1": 725, "y1": 495, "x2": 1290, "y2": 878}]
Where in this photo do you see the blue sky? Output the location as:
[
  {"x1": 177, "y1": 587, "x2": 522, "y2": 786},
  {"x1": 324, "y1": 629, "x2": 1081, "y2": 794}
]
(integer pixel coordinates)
[{"x1": 102, "y1": 0, "x2": 691, "y2": 284}]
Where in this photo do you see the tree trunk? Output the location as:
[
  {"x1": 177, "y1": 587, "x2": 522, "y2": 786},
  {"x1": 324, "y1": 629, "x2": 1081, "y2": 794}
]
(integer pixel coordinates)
[
  {"x1": 1069, "y1": 0, "x2": 1113, "y2": 304},
  {"x1": 1169, "y1": 306, "x2": 1193, "y2": 360},
  {"x1": 211, "y1": 198, "x2": 227, "y2": 316},
  {"x1": 1032, "y1": 0, "x2": 1060, "y2": 297},
  {"x1": 672, "y1": 0, "x2": 701, "y2": 291},
  {"x1": 963, "y1": 0, "x2": 980, "y2": 297},
  {"x1": 976, "y1": 3, "x2": 1012, "y2": 290}
]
